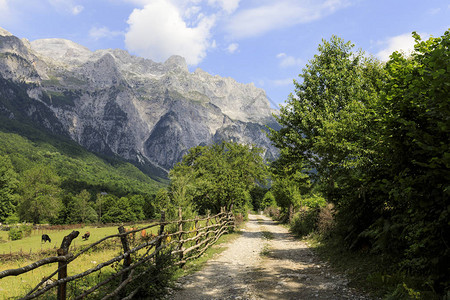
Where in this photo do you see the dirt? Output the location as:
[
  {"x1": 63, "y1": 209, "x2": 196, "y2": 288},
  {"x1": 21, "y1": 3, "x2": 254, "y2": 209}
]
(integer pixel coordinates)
[{"x1": 168, "y1": 213, "x2": 373, "y2": 300}]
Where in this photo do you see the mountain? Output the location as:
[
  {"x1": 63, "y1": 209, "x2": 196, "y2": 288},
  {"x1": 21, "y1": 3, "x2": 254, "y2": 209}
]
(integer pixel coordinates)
[{"x1": 0, "y1": 28, "x2": 278, "y2": 177}]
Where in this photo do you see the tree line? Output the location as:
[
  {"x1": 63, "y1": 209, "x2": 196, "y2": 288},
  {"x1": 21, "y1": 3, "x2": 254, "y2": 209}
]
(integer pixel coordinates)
[
  {"x1": 0, "y1": 129, "x2": 162, "y2": 226},
  {"x1": 268, "y1": 30, "x2": 449, "y2": 297}
]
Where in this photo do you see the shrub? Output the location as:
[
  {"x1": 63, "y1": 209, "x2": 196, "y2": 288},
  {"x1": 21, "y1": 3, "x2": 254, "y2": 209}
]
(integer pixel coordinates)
[
  {"x1": 5, "y1": 214, "x2": 19, "y2": 225},
  {"x1": 19, "y1": 224, "x2": 33, "y2": 237},
  {"x1": 290, "y1": 207, "x2": 320, "y2": 237},
  {"x1": 8, "y1": 227, "x2": 22, "y2": 240},
  {"x1": 317, "y1": 203, "x2": 335, "y2": 235},
  {"x1": 127, "y1": 249, "x2": 176, "y2": 298},
  {"x1": 264, "y1": 206, "x2": 280, "y2": 220}
]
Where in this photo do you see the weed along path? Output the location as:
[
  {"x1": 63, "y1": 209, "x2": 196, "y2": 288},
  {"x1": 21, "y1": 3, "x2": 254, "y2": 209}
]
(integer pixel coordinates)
[{"x1": 170, "y1": 213, "x2": 372, "y2": 300}]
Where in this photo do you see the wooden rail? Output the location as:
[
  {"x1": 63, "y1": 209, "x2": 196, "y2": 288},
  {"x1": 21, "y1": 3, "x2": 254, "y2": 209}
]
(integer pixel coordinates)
[{"x1": 0, "y1": 207, "x2": 235, "y2": 299}]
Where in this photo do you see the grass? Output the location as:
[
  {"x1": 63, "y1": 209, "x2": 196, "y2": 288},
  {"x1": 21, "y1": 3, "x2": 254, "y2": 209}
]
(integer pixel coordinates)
[
  {"x1": 304, "y1": 233, "x2": 442, "y2": 300},
  {"x1": 0, "y1": 224, "x2": 159, "y2": 256},
  {"x1": 0, "y1": 223, "x2": 161, "y2": 299},
  {"x1": 261, "y1": 230, "x2": 273, "y2": 240},
  {"x1": 0, "y1": 218, "x2": 236, "y2": 298},
  {"x1": 0, "y1": 248, "x2": 119, "y2": 299},
  {"x1": 260, "y1": 244, "x2": 271, "y2": 257}
]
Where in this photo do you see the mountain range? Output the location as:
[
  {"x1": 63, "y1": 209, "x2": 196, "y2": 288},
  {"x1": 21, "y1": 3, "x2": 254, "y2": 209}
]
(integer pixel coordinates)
[{"x1": 0, "y1": 27, "x2": 279, "y2": 179}]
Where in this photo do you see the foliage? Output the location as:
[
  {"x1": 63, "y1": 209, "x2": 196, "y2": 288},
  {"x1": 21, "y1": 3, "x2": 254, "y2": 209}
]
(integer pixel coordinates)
[
  {"x1": 373, "y1": 30, "x2": 450, "y2": 292},
  {"x1": 0, "y1": 155, "x2": 19, "y2": 222},
  {"x1": 260, "y1": 191, "x2": 276, "y2": 210},
  {"x1": 8, "y1": 227, "x2": 22, "y2": 240},
  {"x1": 269, "y1": 30, "x2": 450, "y2": 296},
  {"x1": 169, "y1": 141, "x2": 268, "y2": 215},
  {"x1": 126, "y1": 249, "x2": 176, "y2": 298},
  {"x1": 0, "y1": 128, "x2": 163, "y2": 224},
  {"x1": 7, "y1": 224, "x2": 32, "y2": 241},
  {"x1": 5, "y1": 214, "x2": 19, "y2": 224},
  {"x1": 17, "y1": 165, "x2": 62, "y2": 224},
  {"x1": 269, "y1": 35, "x2": 383, "y2": 201}
]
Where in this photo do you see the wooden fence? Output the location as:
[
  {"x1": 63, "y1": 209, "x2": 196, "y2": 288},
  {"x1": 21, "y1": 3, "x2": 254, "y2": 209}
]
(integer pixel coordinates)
[{"x1": 0, "y1": 207, "x2": 235, "y2": 299}]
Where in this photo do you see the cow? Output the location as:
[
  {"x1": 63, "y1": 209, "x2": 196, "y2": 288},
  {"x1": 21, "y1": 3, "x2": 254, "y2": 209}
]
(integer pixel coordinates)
[
  {"x1": 41, "y1": 234, "x2": 51, "y2": 243},
  {"x1": 82, "y1": 231, "x2": 90, "y2": 240}
]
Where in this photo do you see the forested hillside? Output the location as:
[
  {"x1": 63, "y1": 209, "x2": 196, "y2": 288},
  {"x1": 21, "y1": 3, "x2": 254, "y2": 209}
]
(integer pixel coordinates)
[{"x1": 0, "y1": 117, "x2": 164, "y2": 225}]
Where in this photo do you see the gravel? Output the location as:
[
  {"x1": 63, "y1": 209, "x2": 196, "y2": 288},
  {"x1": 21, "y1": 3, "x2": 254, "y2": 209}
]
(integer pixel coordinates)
[{"x1": 169, "y1": 214, "x2": 373, "y2": 300}]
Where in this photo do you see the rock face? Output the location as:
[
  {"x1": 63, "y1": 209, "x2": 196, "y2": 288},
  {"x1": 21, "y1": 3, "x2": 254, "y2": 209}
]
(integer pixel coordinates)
[{"x1": 0, "y1": 28, "x2": 278, "y2": 175}]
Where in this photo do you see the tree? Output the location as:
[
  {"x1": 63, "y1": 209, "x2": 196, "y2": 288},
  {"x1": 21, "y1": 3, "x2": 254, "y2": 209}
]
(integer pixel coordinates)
[
  {"x1": 64, "y1": 190, "x2": 97, "y2": 224},
  {"x1": 375, "y1": 30, "x2": 450, "y2": 291},
  {"x1": 0, "y1": 155, "x2": 19, "y2": 222},
  {"x1": 169, "y1": 141, "x2": 268, "y2": 214},
  {"x1": 269, "y1": 35, "x2": 383, "y2": 202},
  {"x1": 17, "y1": 165, "x2": 62, "y2": 224},
  {"x1": 101, "y1": 195, "x2": 136, "y2": 223}
]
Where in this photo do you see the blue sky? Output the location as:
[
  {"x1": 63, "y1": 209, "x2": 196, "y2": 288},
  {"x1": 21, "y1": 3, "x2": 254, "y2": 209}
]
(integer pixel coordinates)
[{"x1": 0, "y1": 0, "x2": 449, "y2": 108}]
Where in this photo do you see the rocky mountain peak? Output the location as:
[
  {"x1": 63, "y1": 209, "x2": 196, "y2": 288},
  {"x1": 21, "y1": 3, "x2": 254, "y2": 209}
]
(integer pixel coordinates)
[
  {"x1": 0, "y1": 27, "x2": 13, "y2": 37},
  {"x1": 30, "y1": 38, "x2": 92, "y2": 66},
  {"x1": 164, "y1": 55, "x2": 188, "y2": 73},
  {"x1": 0, "y1": 29, "x2": 279, "y2": 175}
]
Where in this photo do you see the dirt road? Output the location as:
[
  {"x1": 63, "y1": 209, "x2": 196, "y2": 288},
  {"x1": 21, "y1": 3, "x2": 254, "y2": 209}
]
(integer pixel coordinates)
[{"x1": 169, "y1": 213, "x2": 372, "y2": 300}]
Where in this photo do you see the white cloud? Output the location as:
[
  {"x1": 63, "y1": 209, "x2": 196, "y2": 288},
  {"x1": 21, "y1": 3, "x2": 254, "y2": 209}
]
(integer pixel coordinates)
[
  {"x1": 207, "y1": 0, "x2": 240, "y2": 14},
  {"x1": 376, "y1": 33, "x2": 417, "y2": 61},
  {"x1": 225, "y1": 0, "x2": 350, "y2": 39},
  {"x1": 89, "y1": 26, "x2": 123, "y2": 40},
  {"x1": 276, "y1": 52, "x2": 303, "y2": 68},
  {"x1": 227, "y1": 43, "x2": 239, "y2": 53},
  {"x1": 125, "y1": 0, "x2": 216, "y2": 65},
  {"x1": 48, "y1": 0, "x2": 84, "y2": 15},
  {"x1": 72, "y1": 5, "x2": 83, "y2": 15}
]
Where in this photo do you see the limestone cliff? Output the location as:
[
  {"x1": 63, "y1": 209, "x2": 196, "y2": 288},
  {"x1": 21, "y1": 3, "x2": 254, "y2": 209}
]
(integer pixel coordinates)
[{"x1": 0, "y1": 28, "x2": 278, "y2": 175}]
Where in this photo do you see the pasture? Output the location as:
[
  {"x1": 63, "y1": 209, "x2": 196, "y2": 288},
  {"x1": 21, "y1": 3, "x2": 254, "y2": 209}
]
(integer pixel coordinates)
[
  {"x1": 0, "y1": 223, "x2": 159, "y2": 299},
  {"x1": 0, "y1": 224, "x2": 158, "y2": 256}
]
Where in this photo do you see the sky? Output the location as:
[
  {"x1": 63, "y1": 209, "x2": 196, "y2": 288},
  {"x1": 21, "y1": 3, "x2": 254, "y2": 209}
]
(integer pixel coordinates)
[{"x1": 0, "y1": 0, "x2": 449, "y2": 108}]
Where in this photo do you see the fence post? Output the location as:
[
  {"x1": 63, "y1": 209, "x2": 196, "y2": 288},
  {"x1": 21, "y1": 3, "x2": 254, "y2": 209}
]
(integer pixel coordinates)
[
  {"x1": 155, "y1": 211, "x2": 166, "y2": 251},
  {"x1": 229, "y1": 204, "x2": 235, "y2": 231},
  {"x1": 205, "y1": 211, "x2": 210, "y2": 241},
  {"x1": 178, "y1": 207, "x2": 184, "y2": 264},
  {"x1": 118, "y1": 225, "x2": 132, "y2": 298},
  {"x1": 57, "y1": 230, "x2": 79, "y2": 300},
  {"x1": 194, "y1": 216, "x2": 199, "y2": 246}
]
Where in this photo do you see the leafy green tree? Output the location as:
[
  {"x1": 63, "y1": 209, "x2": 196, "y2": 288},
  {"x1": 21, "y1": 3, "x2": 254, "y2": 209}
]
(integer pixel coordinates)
[
  {"x1": 17, "y1": 165, "x2": 62, "y2": 224},
  {"x1": 375, "y1": 30, "x2": 450, "y2": 291},
  {"x1": 129, "y1": 194, "x2": 146, "y2": 220},
  {"x1": 170, "y1": 141, "x2": 268, "y2": 214},
  {"x1": 0, "y1": 155, "x2": 19, "y2": 222},
  {"x1": 260, "y1": 191, "x2": 276, "y2": 209},
  {"x1": 101, "y1": 195, "x2": 136, "y2": 223},
  {"x1": 269, "y1": 35, "x2": 383, "y2": 201},
  {"x1": 64, "y1": 190, "x2": 97, "y2": 224}
]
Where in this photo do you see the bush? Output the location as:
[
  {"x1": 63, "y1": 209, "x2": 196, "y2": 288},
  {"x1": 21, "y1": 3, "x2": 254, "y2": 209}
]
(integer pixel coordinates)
[
  {"x1": 127, "y1": 249, "x2": 176, "y2": 298},
  {"x1": 19, "y1": 224, "x2": 33, "y2": 237},
  {"x1": 317, "y1": 203, "x2": 335, "y2": 235},
  {"x1": 8, "y1": 227, "x2": 22, "y2": 240},
  {"x1": 290, "y1": 207, "x2": 320, "y2": 237},
  {"x1": 5, "y1": 214, "x2": 19, "y2": 225},
  {"x1": 264, "y1": 206, "x2": 280, "y2": 220}
]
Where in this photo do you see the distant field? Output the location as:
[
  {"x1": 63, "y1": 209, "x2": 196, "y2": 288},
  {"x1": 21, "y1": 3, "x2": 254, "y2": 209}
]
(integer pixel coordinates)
[
  {"x1": 0, "y1": 223, "x2": 161, "y2": 298},
  {"x1": 0, "y1": 223, "x2": 159, "y2": 256}
]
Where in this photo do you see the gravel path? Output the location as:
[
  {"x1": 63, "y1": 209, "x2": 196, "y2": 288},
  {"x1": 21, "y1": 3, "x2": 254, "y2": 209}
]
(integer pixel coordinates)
[{"x1": 169, "y1": 213, "x2": 372, "y2": 300}]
